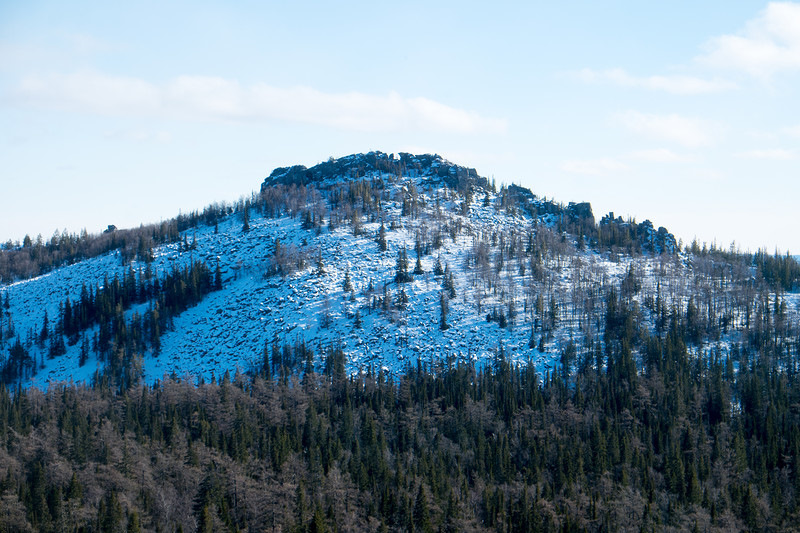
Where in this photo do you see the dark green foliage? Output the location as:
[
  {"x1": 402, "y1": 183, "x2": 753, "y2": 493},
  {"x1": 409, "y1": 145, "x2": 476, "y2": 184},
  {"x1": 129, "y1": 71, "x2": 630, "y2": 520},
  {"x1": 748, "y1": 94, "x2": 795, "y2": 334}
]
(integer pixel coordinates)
[
  {"x1": 414, "y1": 485, "x2": 433, "y2": 533},
  {"x1": 394, "y1": 247, "x2": 413, "y2": 283},
  {"x1": 242, "y1": 202, "x2": 251, "y2": 232},
  {"x1": 486, "y1": 307, "x2": 507, "y2": 328},
  {"x1": 126, "y1": 509, "x2": 141, "y2": 533},
  {"x1": 2, "y1": 323, "x2": 800, "y2": 531},
  {"x1": 433, "y1": 255, "x2": 444, "y2": 276},
  {"x1": 439, "y1": 292, "x2": 449, "y2": 331},
  {"x1": 596, "y1": 213, "x2": 676, "y2": 254},
  {"x1": 413, "y1": 255, "x2": 424, "y2": 276},
  {"x1": 1, "y1": 260, "x2": 221, "y2": 386},
  {"x1": 442, "y1": 268, "x2": 456, "y2": 299},
  {"x1": 754, "y1": 250, "x2": 800, "y2": 291},
  {"x1": 1, "y1": 338, "x2": 32, "y2": 383},
  {"x1": 0, "y1": 210, "x2": 217, "y2": 284},
  {"x1": 97, "y1": 489, "x2": 123, "y2": 532},
  {"x1": 343, "y1": 269, "x2": 353, "y2": 292},
  {"x1": 376, "y1": 222, "x2": 388, "y2": 252}
]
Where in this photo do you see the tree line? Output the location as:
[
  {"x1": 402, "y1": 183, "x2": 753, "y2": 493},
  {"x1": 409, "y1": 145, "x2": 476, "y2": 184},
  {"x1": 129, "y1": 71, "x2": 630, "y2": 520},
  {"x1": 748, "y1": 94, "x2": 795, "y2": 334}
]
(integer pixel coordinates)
[{"x1": 0, "y1": 259, "x2": 221, "y2": 388}]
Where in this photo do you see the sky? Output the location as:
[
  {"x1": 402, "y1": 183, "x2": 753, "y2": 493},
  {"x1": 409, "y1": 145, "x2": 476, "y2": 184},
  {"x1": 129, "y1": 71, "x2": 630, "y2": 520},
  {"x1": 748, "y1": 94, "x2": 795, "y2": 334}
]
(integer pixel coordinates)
[{"x1": 1, "y1": 1, "x2": 799, "y2": 254}]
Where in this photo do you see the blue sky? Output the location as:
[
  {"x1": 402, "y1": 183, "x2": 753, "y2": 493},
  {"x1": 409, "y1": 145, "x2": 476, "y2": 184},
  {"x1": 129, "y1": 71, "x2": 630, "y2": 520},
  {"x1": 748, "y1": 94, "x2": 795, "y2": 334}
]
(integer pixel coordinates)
[{"x1": 1, "y1": 1, "x2": 799, "y2": 254}]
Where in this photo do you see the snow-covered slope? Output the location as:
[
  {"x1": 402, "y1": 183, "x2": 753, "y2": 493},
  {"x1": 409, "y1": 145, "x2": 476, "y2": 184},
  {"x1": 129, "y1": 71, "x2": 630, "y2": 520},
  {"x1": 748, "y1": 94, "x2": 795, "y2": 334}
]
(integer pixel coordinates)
[{"x1": 2, "y1": 152, "x2": 797, "y2": 388}]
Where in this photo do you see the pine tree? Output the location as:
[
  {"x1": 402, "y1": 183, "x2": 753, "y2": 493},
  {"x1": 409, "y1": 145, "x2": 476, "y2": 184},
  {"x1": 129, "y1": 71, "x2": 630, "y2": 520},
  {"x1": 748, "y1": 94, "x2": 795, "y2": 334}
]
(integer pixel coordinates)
[
  {"x1": 442, "y1": 267, "x2": 456, "y2": 299},
  {"x1": 295, "y1": 482, "x2": 307, "y2": 529},
  {"x1": 80, "y1": 334, "x2": 89, "y2": 367},
  {"x1": 343, "y1": 269, "x2": 353, "y2": 292},
  {"x1": 309, "y1": 505, "x2": 327, "y2": 533},
  {"x1": 41, "y1": 309, "x2": 49, "y2": 341},
  {"x1": 242, "y1": 202, "x2": 251, "y2": 232},
  {"x1": 98, "y1": 490, "x2": 124, "y2": 532},
  {"x1": 127, "y1": 509, "x2": 142, "y2": 533},
  {"x1": 198, "y1": 505, "x2": 214, "y2": 533},
  {"x1": 67, "y1": 472, "x2": 83, "y2": 501},
  {"x1": 302, "y1": 210, "x2": 314, "y2": 230},
  {"x1": 49, "y1": 332, "x2": 66, "y2": 358},
  {"x1": 397, "y1": 288, "x2": 409, "y2": 307},
  {"x1": 376, "y1": 222, "x2": 388, "y2": 252},
  {"x1": 433, "y1": 255, "x2": 444, "y2": 276},
  {"x1": 395, "y1": 247, "x2": 413, "y2": 283},
  {"x1": 413, "y1": 254, "x2": 424, "y2": 275},
  {"x1": 440, "y1": 292, "x2": 450, "y2": 331},
  {"x1": 414, "y1": 485, "x2": 433, "y2": 533}
]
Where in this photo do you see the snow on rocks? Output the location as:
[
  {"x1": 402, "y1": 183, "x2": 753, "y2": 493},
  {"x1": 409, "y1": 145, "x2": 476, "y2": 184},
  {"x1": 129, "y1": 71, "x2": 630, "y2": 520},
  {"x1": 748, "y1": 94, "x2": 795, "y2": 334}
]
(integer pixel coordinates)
[{"x1": 5, "y1": 162, "x2": 789, "y2": 390}]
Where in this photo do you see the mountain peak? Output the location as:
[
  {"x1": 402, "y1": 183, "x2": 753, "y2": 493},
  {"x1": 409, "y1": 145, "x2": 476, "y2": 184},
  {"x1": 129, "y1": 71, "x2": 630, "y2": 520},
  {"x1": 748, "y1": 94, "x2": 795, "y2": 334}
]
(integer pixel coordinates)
[{"x1": 262, "y1": 151, "x2": 490, "y2": 192}]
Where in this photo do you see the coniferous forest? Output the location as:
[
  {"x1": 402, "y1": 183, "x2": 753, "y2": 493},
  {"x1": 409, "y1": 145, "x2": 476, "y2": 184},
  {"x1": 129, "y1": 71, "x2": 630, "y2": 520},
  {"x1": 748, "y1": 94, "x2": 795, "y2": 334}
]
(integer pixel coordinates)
[{"x1": 1, "y1": 300, "x2": 799, "y2": 532}]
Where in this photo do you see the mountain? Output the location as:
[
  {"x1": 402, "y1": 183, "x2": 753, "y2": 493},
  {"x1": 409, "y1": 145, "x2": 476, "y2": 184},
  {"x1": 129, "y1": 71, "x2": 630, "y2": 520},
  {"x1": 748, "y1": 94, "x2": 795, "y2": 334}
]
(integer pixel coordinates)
[
  {"x1": 4, "y1": 152, "x2": 800, "y2": 532},
  {"x1": 0, "y1": 151, "x2": 798, "y2": 389}
]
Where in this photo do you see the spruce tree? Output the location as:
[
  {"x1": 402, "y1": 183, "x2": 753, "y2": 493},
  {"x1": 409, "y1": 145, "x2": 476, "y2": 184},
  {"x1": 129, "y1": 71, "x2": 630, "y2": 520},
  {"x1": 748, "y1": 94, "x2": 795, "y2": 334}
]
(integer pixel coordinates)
[
  {"x1": 302, "y1": 210, "x2": 314, "y2": 230},
  {"x1": 395, "y1": 247, "x2": 413, "y2": 283},
  {"x1": 442, "y1": 267, "x2": 456, "y2": 299},
  {"x1": 376, "y1": 222, "x2": 388, "y2": 252},
  {"x1": 127, "y1": 510, "x2": 142, "y2": 533},
  {"x1": 433, "y1": 255, "x2": 444, "y2": 276},
  {"x1": 80, "y1": 334, "x2": 89, "y2": 367},
  {"x1": 440, "y1": 292, "x2": 450, "y2": 331},
  {"x1": 343, "y1": 269, "x2": 353, "y2": 292},
  {"x1": 39, "y1": 310, "x2": 49, "y2": 346},
  {"x1": 414, "y1": 485, "x2": 433, "y2": 533},
  {"x1": 413, "y1": 254, "x2": 424, "y2": 276},
  {"x1": 310, "y1": 505, "x2": 327, "y2": 533},
  {"x1": 397, "y1": 288, "x2": 409, "y2": 307}
]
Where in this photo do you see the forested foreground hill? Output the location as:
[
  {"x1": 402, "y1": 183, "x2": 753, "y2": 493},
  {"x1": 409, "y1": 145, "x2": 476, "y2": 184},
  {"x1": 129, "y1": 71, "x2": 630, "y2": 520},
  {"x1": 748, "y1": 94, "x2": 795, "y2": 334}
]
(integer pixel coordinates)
[{"x1": 1, "y1": 325, "x2": 800, "y2": 532}]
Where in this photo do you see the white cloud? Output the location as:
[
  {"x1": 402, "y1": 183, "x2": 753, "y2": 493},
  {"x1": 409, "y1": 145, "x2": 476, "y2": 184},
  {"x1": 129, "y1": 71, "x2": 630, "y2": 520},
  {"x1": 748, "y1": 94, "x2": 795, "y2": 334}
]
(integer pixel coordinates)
[
  {"x1": 17, "y1": 71, "x2": 160, "y2": 113},
  {"x1": 12, "y1": 71, "x2": 506, "y2": 135},
  {"x1": 627, "y1": 148, "x2": 692, "y2": 162},
  {"x1": 104, "y1": 129, "x2": 172, "y2": 143},
  {"x1": 65, "y1": 33, "x2": 113, "y2": 55},
  {"x1": 736, "y1": 148, "x2": 796, "y2": 160},
  {"x1": 561, "y1": 148, "x2": 691, "y2": 176},
  {"x1": 699, "y1": 2, "x2": 800, "y2": 79},
  {"x1": 561, "y1": 158, "x2": 628, "y2": 176},
  {"x1": 616, "y1": 110, "x2": 715, "y2": 148},
  {"x1": 784, "y1": 124, "x2": 800, "y2": 137},
  {"x1": 574, "y1": 68, "x2": 736, "y2": 94}
]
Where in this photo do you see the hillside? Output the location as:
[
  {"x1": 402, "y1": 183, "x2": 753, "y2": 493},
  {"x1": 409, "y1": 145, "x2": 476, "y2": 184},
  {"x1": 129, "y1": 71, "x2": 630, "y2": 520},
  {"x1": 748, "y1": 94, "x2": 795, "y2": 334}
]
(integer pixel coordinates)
[
  {"x1": 0, "y1": 151, "x2": 798, "y2": 389},
  {"x1": 2, "y1": 152, "x2": 800, "y2": 532}
]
